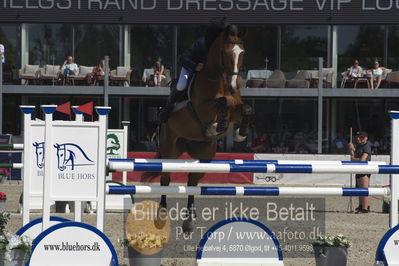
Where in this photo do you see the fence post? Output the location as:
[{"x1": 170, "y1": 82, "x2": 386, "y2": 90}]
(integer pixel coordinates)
[
  {"x1": 0, "y1": 59, "x2": 3, "y2": 134},
  {"x1": 390, "y1": 111, "x2": 399, "y2": 228},
  {"x1": 318, "y1": 57, "x2": 323, "y2": 154},
  {"x1": 104, "y1": 56, "x2": 109, "y2": 106}
]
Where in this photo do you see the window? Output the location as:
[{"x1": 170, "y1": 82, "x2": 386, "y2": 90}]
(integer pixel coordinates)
[
  {"x1": 338, "y1": 25, "x2": 385, "y2": 73},
  {"x1": 0, "y1": 23, "x2": 20, "y2": 83},
  {"x1": 388, "y1": 26, "x2": 399, "y2": 71},
  {"x1": 243, "y1": 26, "x2": 278, "y2": 71},
  {"x1": 249, "y1": 98, "x2": 321, "y2": 153},
  {"x1": 74, "y1": 25, "x2": 121, "y2": 69},
  {"x1": 27, "y1": 24, "x2": 73, "y2": 67},
  {"x1": 130, "y1": 25, "x2": 174, "y2": 85},
  {"x1": 281, "y1": 25, "x2": 328, "y2": 73},
  {"x1": 333, "y1": 99, "x2": 389, "y2": 154}
]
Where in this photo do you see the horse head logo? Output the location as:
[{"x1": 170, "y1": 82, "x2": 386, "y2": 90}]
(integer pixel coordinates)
[
  {"x1": 33, "y1": 142, "x2": 45, "y2": 169},
  {"x1": 54, "y1": 143, "x2": 94, "y2": 171},
  {"x1": 107, "y1": 134, "x2": 121, "y2": 155}
]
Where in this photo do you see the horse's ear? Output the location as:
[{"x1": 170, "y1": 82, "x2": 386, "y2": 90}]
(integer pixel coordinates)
[
  {"x1": 33, "y1": 142, "x2": 37, "y2": 147},
  {"x1": 238, "y1": 27, "x2": 247, "y2": 39},
  {"x1": 53, "y1": 144, "x2": 58, "y2": 148}
]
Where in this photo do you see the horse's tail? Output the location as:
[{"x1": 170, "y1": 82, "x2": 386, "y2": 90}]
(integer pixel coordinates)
[{"x1": 140, "y1": 151, "x2": 162, "y2": 182}]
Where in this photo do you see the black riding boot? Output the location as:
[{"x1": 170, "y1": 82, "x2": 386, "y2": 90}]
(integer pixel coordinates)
[{"x1": 159, "y1": 88, "x2": 185, "y2": 122}]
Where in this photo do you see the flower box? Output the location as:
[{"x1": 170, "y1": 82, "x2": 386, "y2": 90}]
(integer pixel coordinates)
[
  {"x1": 313, "y1": 246, "x2": 348, "y2": 266},
  {"x1": 0, "y1": 249, "x2": 26, "y2": 266},
  {"x1": 312, "y1": 234, "x2": 350, "y2": 266},
  {"x1": 0, "y1": 213, "x2": 32, "y2": 266}
]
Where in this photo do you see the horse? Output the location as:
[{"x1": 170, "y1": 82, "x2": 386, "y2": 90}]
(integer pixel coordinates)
[
  {"x1": 143, "y1": 25, "x2": 249, "y2": 232},
  {"x1": 54, "y1": 143, "x2": 94, "y2": 171}
]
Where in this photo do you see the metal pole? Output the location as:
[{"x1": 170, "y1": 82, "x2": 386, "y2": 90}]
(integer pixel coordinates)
[
  {"x1": 0, "y1": 59, "x2": 3, "y2": 134},
  {"x1": 173, "y1": 25, "x2": 178, "y2": 79},
  {"x1": 104, "y1": 56, "x2": 109, "y2": 106},
  {"x1": 318, "y1": 57, "x2": 323, "y2": 154},
  {"x1": 277, "y1": 26, "x2": 282, "y2": 69}
]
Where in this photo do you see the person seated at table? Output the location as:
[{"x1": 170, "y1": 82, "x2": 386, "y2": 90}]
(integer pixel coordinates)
[
  {"x1": 366, "y1": 60, "x2": 387, "y2": 89},
  {"x1": 59, "y1": 56, "x2": 78, "y2": 85},
  {"x1": 85, "y1": 59, "x2": 105, "y2": 85},
  {"x1": 152, "y1": 59, "x2": 165, "y2": 86},
  {"x1": 346, "y1": 60, "x2": 363, "y2": 88}
]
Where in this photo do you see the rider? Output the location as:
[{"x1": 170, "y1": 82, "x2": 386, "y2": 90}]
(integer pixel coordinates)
[{"x1": 159, "y1": 18, "x2": 228, "y2": 133}]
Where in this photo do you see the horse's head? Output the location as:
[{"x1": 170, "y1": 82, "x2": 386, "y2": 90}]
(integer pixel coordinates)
[
  {"x1": 220, "y1": 25, "x2": 246, "y2": 93},
  {"x1": 33, "y1": 142, "x2": 45, "y2": 169},
  {"x1": 54, "y1": 143, "x2": 67, "y2": 171}
]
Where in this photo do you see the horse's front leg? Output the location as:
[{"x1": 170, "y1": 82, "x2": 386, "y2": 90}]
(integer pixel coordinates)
[
  {"x1": 160, "y1": 173, "x2": 170, "y2": 208},
  {"x1": 182, "y1": 172, "x2": 204, "y2": 233}
]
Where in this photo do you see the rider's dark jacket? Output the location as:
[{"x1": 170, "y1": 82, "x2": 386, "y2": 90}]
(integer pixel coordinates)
[{"x1": 179, "y1": 37, "x2": 209, "y2": 72}]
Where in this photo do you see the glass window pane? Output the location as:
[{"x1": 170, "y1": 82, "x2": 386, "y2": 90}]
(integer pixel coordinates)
[
  {"x1": 244, "y1": 26, "x2": 277, "y2": 71},
  {"x1": 388, "y1": 26, "x2": 399, "y2": 70},
  {"x1": 0, "y1": 23, "x2": 19, "y2": 83},
  {"x1": 250, "y1": 98, "x2": 319, "y2": 153},
  {"x1": 28, "y1": 24, "x2": 73, "y2": 67},
  {"x1": 333, "y1": 99, "x2": 388, "y2": 154},
  {"x1": 281, "y1": 25, "x2": 328, "y2": 73},
  {"x1": 338, "y1": 25, "x2": 385, "y2": 73},
  {"x1": 131, "y1": 25, "x2": 173, "y2": 86},
  {"x1": 74, "y1": 24, "x2": 120, "y2": 69}
]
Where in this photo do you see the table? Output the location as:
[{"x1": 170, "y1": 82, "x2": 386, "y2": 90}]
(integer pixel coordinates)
[
  {"x1": 142, "y1": 68, "x2": 154, "y2": 83},
  {"x1": 246, "y1": 70, "x2": 273, "y2": 80}
]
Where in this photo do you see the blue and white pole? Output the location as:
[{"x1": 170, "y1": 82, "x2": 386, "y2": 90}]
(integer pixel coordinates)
[
  {"x1": 109, "y1": 158, "x2": 386, "y2": 166},
  {"x1": 107, "y1": 160, "x2": 399, "y2": 174},
  {"x1": 107, "y1": 185, "x2": 390, "y2": 197}
]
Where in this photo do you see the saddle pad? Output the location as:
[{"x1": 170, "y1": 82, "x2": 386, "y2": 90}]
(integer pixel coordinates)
[{"x1": 172, "y1": 100, "x2": 189, "y2": 113}]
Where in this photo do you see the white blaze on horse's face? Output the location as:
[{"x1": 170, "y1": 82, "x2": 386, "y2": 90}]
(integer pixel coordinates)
[{"x1": 231, "y1": 44, "x2": 244, "y2": 91}]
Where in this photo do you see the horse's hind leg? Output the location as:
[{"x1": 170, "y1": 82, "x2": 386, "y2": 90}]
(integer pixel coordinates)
[
  {"x1": 158, "y1": 126, "x2": 185, "y2": 209},
  {"x1": 186, "y1": 172, "x2": 204, "y2": 217},
  {"x1": 182, "y1": 141, "x2": 217, "y2": 233}
]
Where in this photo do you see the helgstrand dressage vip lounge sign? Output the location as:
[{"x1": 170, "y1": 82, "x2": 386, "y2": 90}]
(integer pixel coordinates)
[{"x1": 1, "y1": 0, "x2": 399, "y2": 24}]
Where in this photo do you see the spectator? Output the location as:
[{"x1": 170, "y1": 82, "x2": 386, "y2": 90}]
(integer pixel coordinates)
[
  {"x1": 152, "y1": 59, "x2": 165, "y2": 86},
  {"x1": 250, "y1": 133, "x2": 269, "y2": 153},
  {"x1": 296, "y1": 143, "x2": 309, "y2": 154},
  {"x1": 368, "y1": 134, "x2": 380, "y2": 154},
  {"x1": 366, "y1": 60, "x2": 387, "y2": 89},
  {"x1": 346, "y1": 60, "x2": 363, "y2": 88},
  {"x1": 60, "y1": 56, "x2": 78, "y2": 85},
  {"x1": 273, "y1": 142, "x2": 289, "y2": 154},
  {"x1": 85, "y1": 59, "x2": 105, "y2": 86},
  {"x1": 0, "y1": 43, "x2": 4, "y2": 64},
  {"x1": 331, "y1": 132, "x2": 348, "y2": 154},
  {"x1": 348, "y1": 131, "x2": 372, "y2": 213}
]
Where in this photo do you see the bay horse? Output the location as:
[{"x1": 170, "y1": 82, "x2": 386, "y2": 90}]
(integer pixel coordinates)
[{"x1": 143, "y1": 25, "x2": 249, "y2": 232}]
